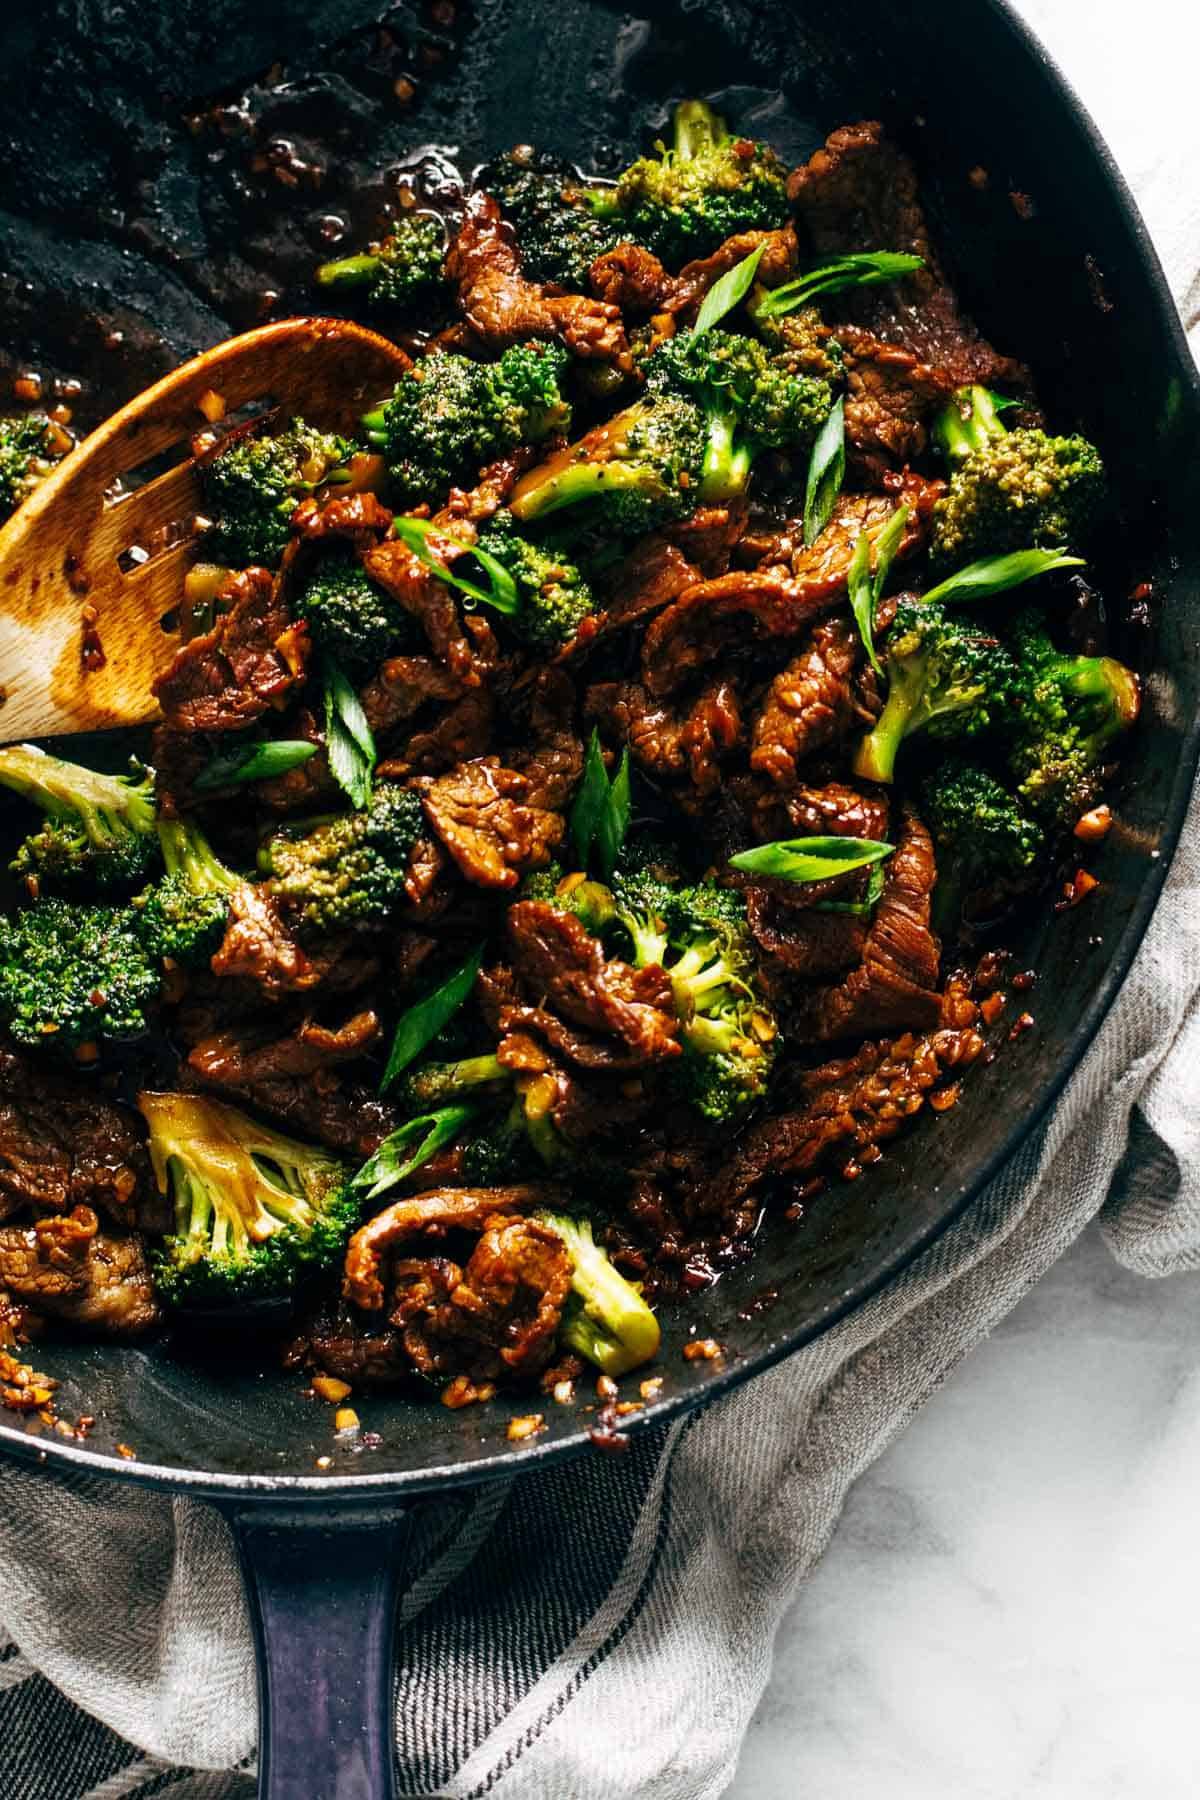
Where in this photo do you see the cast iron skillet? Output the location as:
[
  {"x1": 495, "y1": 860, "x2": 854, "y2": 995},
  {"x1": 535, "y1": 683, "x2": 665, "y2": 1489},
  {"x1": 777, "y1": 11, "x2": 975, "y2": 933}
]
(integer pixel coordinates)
[{"x1": 1, "y1": 1, "x2": 1197, "y2": 1794}]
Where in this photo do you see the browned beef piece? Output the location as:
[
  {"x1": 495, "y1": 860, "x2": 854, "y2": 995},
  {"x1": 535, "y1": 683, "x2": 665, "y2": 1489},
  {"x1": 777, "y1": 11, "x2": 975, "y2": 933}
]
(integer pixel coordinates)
[
  {"x1": 747, "y1": 891, "x2": 868, "y2": 986},
  {"x1": 183, "y1": 1012, "x2": 395, "y2": 1157},
  {"x1": 641, "y1": 478, "x2": 939, "y2": 699},
  {"x1": 0, "y1": 1206, "x2": 160, "y2": 1336},
  {"x1": 589, "y1": 226, "x2": 796, "y2": 322},
  {"x1": 584, "y1": 680, "x2": 686, "y2": 781},
  {"x1": 402, "y1": 835, "x2": 452, "y2": 918},
  {"x1": 253, "y1": 707, "x2": 339, "y2": 814},
  {"x1": 583, "y1": 538, "x2": 703, "y2": 653},
  {"x1": 418, "y1": 759, "x2": 562, "y2": 889},
  {"x1": 750, "y1": 617, "x2": 865, "y2": 785},
  {"x1": 343, "y1": 1185, "x2": 566, "y2": 1311},
  {"x1": 506, "y1": 900, "x2": 681, "y2": 1066},
  {"x1": 286, "y1": 1299, "x2": 412, "y2": 1387},
  {"x1": 680, "y1": 678, "x2": 744, "y2": 795},
  {"x1": 694, "y1": 1024, "x2": 984, "y2": 1220},
  {"x1": 432, "y1": 448, "x2": 540, "y2": 530},
  {"x1": 589, "y1": 241, "x2": 674, "y2": 315},
  {"x1": 666, "y1": 223, "x2": 799, "y2": 319},
  {"x1": 497, "y1": 1001, "x2": 651, "y2": 1073},
  {"x1": 840, "y1": 327, "x2": 956, "y2": 477},
  {"x1": 789, "y1": 121, "x2": 1025, "y2": 389},
  {"x1": 432, "y1": 1214, "x2": 572, "y2": 1376},
  {"x1": 0, "y1": 1049, "x2": 158, "y2": 1231},
  {"x1": 447, "y1": 190, "x2": 630, "y2": 365},
  {"x1": 789, "y1": 806, "x2": 942, "y2": 1042},
  {"x1": 211, "y1": 882, "x2": 320, "y2": 997},
  {"x1": 360, "y1": 657, "x2": 464, "y2": 737},
  {"x1": 776, "y1": 779, "x2": 891, "y2": 842},
  {"x1": 508, "y1": 668, "x2": 583, "y2": 811},
  {"x1": 153, "y1": 568, "x2": 308, "y2": 733},
  {"x1": 363, "y1": 536, "x2": 477, "y2": 684},
  {"x1": 291, "y1": 489, "x2": 395, "y2": 547},
  {"x1": 663, "y1": 501, "x2": 750, "y2": 576},
  {"x1": 397, "y1": 690, "x2": 497, "y2": 777}
]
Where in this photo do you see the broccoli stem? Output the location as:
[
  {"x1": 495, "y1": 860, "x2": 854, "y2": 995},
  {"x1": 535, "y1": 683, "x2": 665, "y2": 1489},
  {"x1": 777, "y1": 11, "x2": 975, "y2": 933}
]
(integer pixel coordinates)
[
  {"x1": 510, "y1": 452, "x2": 664, "y2": 521},
  {"x1": 0, "y1": 744, "x2": 156, "y2": 845},
  {"x1": 674, "y1": 99, "x2": 725, "y2": 160},
  {"x1": 933, "y1": 385, "x2": 1009, "y2": 464},
  {"x1": 315, "y1": 252, "x2": 382, "y2": 291},
  {"x1": 158, "y1": 819, "x2": 240, "y2": 895},
  {"x1": 536, "y1": 1212, "x2": 661, "y2": 1375},
  {"x1": 402, "y1": 1053, "x2": 510, "y2": 1109},
  {"x1": 698, "y1": 411, "x2": 752, "y2": 502},
  {"x1": 851, "y1": 675, "x2": 921, "y2": 785}
]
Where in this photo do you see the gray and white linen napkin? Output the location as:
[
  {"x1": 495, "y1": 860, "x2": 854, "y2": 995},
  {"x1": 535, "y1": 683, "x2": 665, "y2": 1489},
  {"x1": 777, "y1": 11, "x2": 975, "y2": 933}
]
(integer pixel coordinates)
[{"x1": 4, "y1": 2, "x2": 1200, "y2": 1795}]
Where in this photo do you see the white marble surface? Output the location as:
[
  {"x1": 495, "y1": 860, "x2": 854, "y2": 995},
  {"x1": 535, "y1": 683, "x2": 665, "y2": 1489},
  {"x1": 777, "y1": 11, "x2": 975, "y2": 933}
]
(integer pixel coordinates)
[{"x1": 726, "y1": 1224, "x2": 1200, "y2": 1797}]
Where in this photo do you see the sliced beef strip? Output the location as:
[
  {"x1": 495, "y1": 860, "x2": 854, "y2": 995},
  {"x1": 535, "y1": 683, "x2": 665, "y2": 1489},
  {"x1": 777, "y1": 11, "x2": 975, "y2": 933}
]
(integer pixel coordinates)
[
  {"x1": 840, "y1": 326, "x2": 956, "y2": 477},
  {"x1": 360, "y1": 656, "x2": 465, "y2": 737},
  {"x1": 418, "y1": 758, "x2": 563, "y2": 890},
  {"x1": 285, "y1": 1299, "x2": 412, "y2": 1387},
  {"x1": 641, "y1": 476, "x2": 939, "y2": 699},
  {"x1": 423, "y1": 1213, "x2": 573, "y2": 1377},
  {"x1": 506, "y1": 667, "x2": 584, "y2": 811},
  {"x1": 788, "y1": 805, "x2": 943, "y2": 1042},
  {"x1": 395, "y1": 689, "x2": 497, "y2": 777},
  {"x1": 585, "y1": 680, "x2": 686, "y2": 781},
  {"x1": 662, "y1": 500, "x2": 750, "y2": 576},
  {"x1": 153, "y1": 567, "x2": 308, "y2": 734},
  {"x1": 447, "y1": 190, "x2": 630, "y2": 366},
  {"x1": 749, "y1": 616, "x2": 865, "y2": 785},
  {"x1": 747, "y1": 893, "x2": 868, "y2": 986},
  {"x1": 0, "y1": 1049, "x2": 158, "y2": 1231},
  {"x1": 290, "y1": 489, "x2": 395, "y2": 548},
  {"x1": 0, "y1": 1206, "x2": 160, "y2": 1336},
  {"x1": 590, "y1": 224, "x2": 798, "y2": 322},
  {"x1": 506, "y1": 900, "x2": 682, "y2": 1066},
  {"x1": 343, "y1": 1184, "x2": 566, "y2": 1312},
  {"x1": 680, "y1": 677, "x2": 744, "y2": 795},
  {"x1": 253, "y1": 706, "x2": 339, "y2": 814},
  {"x1": 183, "y1": 1012, "x2": 396, "y2": 1158},
  {"x1": 693, "y1": 1023, "x2": 984, "y2": 1222},
  {"x1": 788, "y1": 120, "x2": 1026, "y2": 390},
  {"x1": 211, "y1": 882, "x2": 321, "y2": 997},
  {"x1": 362, "y1": 536, "x2": 478, "y2": 685}
]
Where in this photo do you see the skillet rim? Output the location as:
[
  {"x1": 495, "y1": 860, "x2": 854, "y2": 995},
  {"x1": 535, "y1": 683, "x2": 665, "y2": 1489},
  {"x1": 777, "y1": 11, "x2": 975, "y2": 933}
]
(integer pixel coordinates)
[{"x1": 2, "y1": 0, "x2": 1198, "y2": 1500}]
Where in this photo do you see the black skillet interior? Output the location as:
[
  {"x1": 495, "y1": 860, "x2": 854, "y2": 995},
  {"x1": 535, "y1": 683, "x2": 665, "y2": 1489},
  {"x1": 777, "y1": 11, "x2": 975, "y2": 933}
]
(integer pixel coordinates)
[{"x1": 0, "y1": 0, "x2": 1197, "y2": 1494}]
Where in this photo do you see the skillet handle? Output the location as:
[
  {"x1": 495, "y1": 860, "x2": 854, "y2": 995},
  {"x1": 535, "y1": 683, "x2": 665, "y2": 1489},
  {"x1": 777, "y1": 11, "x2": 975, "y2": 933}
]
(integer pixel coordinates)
[{"x1": 221, "y1": 1500, "x2": 410, "y2": 1800}]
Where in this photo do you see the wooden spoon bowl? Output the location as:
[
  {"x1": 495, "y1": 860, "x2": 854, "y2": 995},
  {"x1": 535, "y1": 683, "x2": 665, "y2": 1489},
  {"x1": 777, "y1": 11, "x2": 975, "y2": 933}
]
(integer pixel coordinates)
[{"x1": 0, "y1": 317, "x2": 411, "y2": 743}]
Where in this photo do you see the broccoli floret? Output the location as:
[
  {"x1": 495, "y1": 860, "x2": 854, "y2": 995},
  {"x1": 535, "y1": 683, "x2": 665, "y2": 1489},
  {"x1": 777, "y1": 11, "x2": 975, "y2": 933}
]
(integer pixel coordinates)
[
  {"x1": 535, "y1": 1212, "x2": 661, "y2": 1375},
  {"x1": 750, "y1": 299, "x2": 845, "y2": 386},
  {"x1": 475, "y1": 509, "x2": 596, "y2": 652},
  {"x1": 397, "y1": 1052, "x2": 510, "y2": 1113},
  {"x1": 852, "y1": 599, "x2": 1018, "y2": 785},
  {"x1": 617, "y1": 873, "x2": 777, "y2": 1123},
  {"x1": 509, "y1": 391, "x2": 706, "y2": 534},
  {"x1": 1005, "y1": 609, "x2": 1140, "y2": 827},
  {"x1": 481, "y1": 149, "x2": 622, "y2": 289},
  {"x1": 259, "y1": 784, "x2": 422, "y2": 938},
  {"x1": 139, "y1": 1091, "x2": 356, "y2": 1311},
  {"x1": 201, "y1": 418, "x2": 350, "y2": 568},
  {"x1": 921, "y1": 759, "x2": 1043, "y2": 931},
  {"x1": 315, "y1": 212, "x2": 446, "y2": 312},
  {"x1": 294, "y1": 544, "x2": 417, "y2": 677},
  {"x1": 132, "y1": 818, "x2": 241, "y2": 969},
  {"x1": 362, "y1": 344, "x2": 572, "y2": 504},
  {"x1": 592, "y1": 99, "x2": 789, "y2": 265},
  {"x1": 646, "y1": 326, "x2": 835, "y2": 501},
  {"x1": 0, "y1": 413, "x2": 66, "y2": 519},
  {"x1": 0, "y1": 898, "x2": 159, "y2": 1052},
  {"x1": 520, "y1": 861, "x2": 617, "y2": 932},
  {"x1": 931, "y1": 385, "x2": 1106, "y2": 566},
  {"x1": 0, "y1": 744, "x2": 159, "y2": 893}
]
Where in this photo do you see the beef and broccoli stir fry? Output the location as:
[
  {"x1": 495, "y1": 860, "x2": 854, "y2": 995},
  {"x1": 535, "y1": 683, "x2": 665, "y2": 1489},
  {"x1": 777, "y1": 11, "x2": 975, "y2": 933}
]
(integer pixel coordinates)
[{"x1": 0, "y1": 104, "x2": 1138, "y2": 1423}]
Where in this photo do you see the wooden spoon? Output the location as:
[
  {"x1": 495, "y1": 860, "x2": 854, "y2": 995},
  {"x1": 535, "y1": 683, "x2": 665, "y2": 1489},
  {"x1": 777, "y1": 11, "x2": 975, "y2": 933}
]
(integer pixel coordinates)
[{"x1": 0, "y1": 317, "x2": 411, "y2": 743}]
